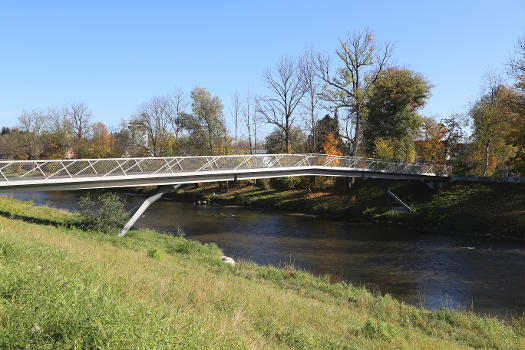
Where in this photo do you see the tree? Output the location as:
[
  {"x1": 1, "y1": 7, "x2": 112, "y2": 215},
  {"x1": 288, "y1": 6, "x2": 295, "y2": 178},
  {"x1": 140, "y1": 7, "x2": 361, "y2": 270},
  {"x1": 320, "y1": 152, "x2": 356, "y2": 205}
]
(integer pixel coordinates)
[
  {"x1": 241, "y1": 93, "x2": 259, "y2": 155},
  {"x1": 18, "y1": 110, "x2": 47, "y2": 159},
  {"x1": 322, "y1": 133, "x2": 342, "y2": 162},
  {"x1": 299, "y1": 48, "x2": 322, "y2": 152},
  {"x1": 231, "y1": 92, "x2": 241, "y2": 153},
  {"x1": 0, "y1": 128, "x2": 24, "y2": 159},
  {"x1": 108, "y1": 120, "x2": 132, "y2": 157},
  {"x1": 66, "y1": 103, "x2": 91, "y2": 139},
  {"x1": 418, "y1": 118, "x2": 447, "y2": 163},
  {"x1": 372, "y1": 137, "x2": 417, "y2": 162},
  {"x1": 90, "y1": 122, "x2": 111, "y2": 158},
  {"x1": 134, "y1": 95, "x2": 173, "y2": 156},
  {"x1": 441, "y1": 113, "x2": 467, "y2": 161},
  {"x1": 507, "y1": 37, "x2": 525, "y2": 91},
  {"x1": 363, "y1": 67, "x2": 432, "y2": 158},
  {"x1": 505, "y1": 38, "x2": 525, "y2": 175},
  {"x1": 264, "y1": 127, "x2": 306, "y2": 154},
  {"x1": 181, "y1": 87, "x2": 228, "y2": 155},
  {"x1": 46, "y1": 106, "x2": 73, "y2": 159},
  {"x1": 469, "y1": 77, "x2": 518, "y2": 176},
  {"x1": 170, "y1": 88, "x2": 187, "y2": 141},
  {"x1": 258, "y1": 57, "x2": 306, "y2": 153},
  {"x1": 316, "y1": 27, "x2": 392, "y2": 156},
  {"x1": 307, "y1": 115, "x2": 344, "y2": 154},
  {"x1": 500, "y1": 86, "x2": 525, "y2": 175}
]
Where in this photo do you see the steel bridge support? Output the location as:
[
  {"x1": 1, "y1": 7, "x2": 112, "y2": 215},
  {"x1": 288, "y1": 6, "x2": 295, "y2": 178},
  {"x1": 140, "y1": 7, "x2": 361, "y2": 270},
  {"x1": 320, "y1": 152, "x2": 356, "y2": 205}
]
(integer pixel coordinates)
[
  {"x1": 375, "y1": 181, "x2": 415, "y2": 213},
  {"x1": 384, "y1": 189, "x2": 415, "y2": 213},
  {"x1": 118, "y1": 184, "x2": 180, "y2": 237}
]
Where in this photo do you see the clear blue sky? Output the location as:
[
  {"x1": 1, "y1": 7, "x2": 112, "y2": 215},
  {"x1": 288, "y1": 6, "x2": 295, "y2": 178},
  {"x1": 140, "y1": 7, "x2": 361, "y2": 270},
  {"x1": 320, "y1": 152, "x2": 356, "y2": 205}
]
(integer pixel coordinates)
[{"x1": 1, "y1": 0, "x2": 524, "y2": 133}]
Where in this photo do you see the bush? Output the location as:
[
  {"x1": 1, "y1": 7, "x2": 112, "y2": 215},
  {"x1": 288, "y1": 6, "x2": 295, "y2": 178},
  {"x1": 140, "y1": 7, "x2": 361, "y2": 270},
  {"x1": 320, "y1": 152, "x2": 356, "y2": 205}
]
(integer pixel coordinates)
[
  {"x1": 146, "y1": 248, "x2": 161, "y2": 260},
  {"x1": 78, "y1": 192, "x2": 130, "y2": 234},
  {"x1": 361, "y1": 320, "x2": 398, "y2": 340}
]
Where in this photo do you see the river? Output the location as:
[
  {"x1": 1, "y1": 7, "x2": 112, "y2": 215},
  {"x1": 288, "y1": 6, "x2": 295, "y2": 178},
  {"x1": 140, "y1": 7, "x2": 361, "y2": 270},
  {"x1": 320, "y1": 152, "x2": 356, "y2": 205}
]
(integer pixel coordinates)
[{"x1": 7, "y1": 190, "x2": 524, "y2": 318}]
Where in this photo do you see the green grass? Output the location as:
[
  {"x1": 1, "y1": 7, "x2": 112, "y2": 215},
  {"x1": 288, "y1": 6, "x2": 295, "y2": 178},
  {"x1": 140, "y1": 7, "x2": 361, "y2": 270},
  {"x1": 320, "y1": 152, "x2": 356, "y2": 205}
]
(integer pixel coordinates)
[
  {"x1": 0, "y1": 196, "x2": 523, "y2": 349},
  {"x1": 175, "y1": 179, "x2": 525, "y2": 239}
]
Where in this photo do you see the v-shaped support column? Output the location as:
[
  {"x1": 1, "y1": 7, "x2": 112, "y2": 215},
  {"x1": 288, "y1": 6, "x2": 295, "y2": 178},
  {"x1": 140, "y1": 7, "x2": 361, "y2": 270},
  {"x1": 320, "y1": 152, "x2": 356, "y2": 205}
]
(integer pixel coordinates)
[{"x1": 118, "y1": 184, "x2": 180, "y2": 237}]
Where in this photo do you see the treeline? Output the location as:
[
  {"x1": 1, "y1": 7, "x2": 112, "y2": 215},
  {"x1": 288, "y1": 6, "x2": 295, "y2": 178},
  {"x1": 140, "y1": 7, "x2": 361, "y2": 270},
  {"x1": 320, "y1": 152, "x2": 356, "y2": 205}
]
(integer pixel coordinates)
[{"x1": 1, "y1": 29, "x2": 523, "y2": 176}]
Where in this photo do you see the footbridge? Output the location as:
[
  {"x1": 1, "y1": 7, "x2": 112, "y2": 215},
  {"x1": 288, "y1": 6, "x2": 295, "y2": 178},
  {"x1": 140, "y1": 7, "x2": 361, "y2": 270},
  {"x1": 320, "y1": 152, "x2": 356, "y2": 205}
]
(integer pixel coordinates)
[
  {"x1": 0, "y1": 153, "x2": 451, "y2": 192},
  {"x1": 0, "y1": 153, "x2": 520, "y2": 236}
]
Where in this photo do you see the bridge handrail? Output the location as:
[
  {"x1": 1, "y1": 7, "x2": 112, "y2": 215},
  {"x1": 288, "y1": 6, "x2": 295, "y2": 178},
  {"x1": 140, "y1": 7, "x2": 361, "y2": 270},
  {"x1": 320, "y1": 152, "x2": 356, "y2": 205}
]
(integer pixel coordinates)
[{"x1": 0, "y1": 154, "x2": 452, "y2": 182}]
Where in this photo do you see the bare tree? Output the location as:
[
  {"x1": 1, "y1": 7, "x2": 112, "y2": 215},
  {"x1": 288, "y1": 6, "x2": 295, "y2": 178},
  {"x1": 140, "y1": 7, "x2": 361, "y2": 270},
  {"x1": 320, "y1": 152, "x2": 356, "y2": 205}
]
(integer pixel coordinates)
[
  {"x1": 135, "y1": 95, "x2": 174, "y2": 156},
  {"x1": 242, "y1": 92, "x2": 259, "y2": 155},
  {"x1": 47, "y1": 106, "x2": 73, "y2": 157},
  {"x1": 258, "y1": 57, "x2": 306, "y2": 153},
  {"x1": 66, "y1": 102, "x2": 91, "y2": 139},
  {"x1": 252, "y1": 99, "x2": 258, "y2": 153},
  {"x1": 507, "y1": 37, "x2": 525, "y2": 91},
  {"x1": 230, "y1": 92, "x2": 241, "y2": 153},
  {"x1": 18, "y1": 109, "x2": 47, "y2": 159},
  {"x1": 171, "y1": 88, "x2": 188, "y2": 140},
  {"x1": 316, "y1": 28, "x2": 392, "y2": 155},
  {"x1": 299, "y1": 48, "x2": 322, "y2": 152}
]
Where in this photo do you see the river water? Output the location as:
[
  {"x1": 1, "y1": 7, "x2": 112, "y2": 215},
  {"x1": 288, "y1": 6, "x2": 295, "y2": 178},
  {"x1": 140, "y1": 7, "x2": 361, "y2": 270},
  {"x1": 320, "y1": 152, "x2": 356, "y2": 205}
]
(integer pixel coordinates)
[{"x1": 7, "y1": 190, "x2": 524, "y2": 318}]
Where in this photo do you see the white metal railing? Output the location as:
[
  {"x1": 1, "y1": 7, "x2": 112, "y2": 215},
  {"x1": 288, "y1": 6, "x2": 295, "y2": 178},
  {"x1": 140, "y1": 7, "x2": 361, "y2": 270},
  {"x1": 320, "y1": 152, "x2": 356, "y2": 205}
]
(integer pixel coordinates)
[{"x1": 0, "y1": 154, "x2": 452, "y2": 183}]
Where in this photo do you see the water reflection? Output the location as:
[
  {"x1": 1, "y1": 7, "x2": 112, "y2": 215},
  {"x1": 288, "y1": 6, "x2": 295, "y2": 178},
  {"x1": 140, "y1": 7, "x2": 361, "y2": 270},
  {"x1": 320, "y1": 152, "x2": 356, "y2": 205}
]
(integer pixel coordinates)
[{"x1": 4, "y1": 190, "x2": 524, "y2": 317}]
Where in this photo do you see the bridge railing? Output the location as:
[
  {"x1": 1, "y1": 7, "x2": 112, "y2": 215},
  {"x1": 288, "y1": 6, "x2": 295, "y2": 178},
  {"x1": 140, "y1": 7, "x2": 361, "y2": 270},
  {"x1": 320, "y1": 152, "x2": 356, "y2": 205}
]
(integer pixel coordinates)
[{"x1": 0, "y1": 154, "x2": 451, "y2": 182}]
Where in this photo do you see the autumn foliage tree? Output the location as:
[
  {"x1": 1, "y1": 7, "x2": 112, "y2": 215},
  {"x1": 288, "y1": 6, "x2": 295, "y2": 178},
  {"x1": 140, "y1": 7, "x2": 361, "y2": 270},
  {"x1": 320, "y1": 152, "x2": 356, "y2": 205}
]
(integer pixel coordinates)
[
  {"x1": 419, "y1": 118, "x2": 447, "y2": 163},
  {"x1": 90, "y1": 122, "x2": 111, "y2": 158},
  {"x1": 469, "y1": 79, "x2": 520, "y2": 176}
]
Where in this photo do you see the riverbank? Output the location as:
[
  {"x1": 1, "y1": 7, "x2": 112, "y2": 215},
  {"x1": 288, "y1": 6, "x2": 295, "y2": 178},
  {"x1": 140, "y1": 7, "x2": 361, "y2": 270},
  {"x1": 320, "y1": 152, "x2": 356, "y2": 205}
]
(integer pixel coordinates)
[
  {"x1": 169, "y1": 179, "x2": 525, "y2": 240},
  {"x1": 0, "y1": 195, "x2": 523, "y2": 349}
]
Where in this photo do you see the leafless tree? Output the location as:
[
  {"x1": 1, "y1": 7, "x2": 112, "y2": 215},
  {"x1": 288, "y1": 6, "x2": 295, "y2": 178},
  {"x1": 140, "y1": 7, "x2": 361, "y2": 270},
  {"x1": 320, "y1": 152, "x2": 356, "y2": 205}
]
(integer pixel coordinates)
[
  {"x1": 18, "y1": 109, "x2": 47, "y2": 159},
  {"x1": 66, "y1": 102, "x2": 91, "y2": 139},
  {"x1": 47, "y1": 106, "x2": 73, "y2": 157},
  {"x1": 171, "y1": 88, "x2": 188, "y2": 140},
  {"x1": 299, "y1": 48, "x2": 322, "y2": 152},
  {"x1": 242, "y1": 92, "x2": 260, "y2": 155},
  {"x1": 230, "y1": 92, "x2": 241, "y2": 153},
  {"x1": 258, "y1": 56, "x2": 306, "y2": 153},
  {"x1": 316, "y1": 28, "x2": 392, "y2": 155},
  {"x1": 252, "y1": 98, "x2": 258, "y2": 154},
  {"x1": 507, "y1": 37, "x2": 525, "y2": 91},
  {"x1": 135, "y1": 95, "x2": 174, "y2": 156}
]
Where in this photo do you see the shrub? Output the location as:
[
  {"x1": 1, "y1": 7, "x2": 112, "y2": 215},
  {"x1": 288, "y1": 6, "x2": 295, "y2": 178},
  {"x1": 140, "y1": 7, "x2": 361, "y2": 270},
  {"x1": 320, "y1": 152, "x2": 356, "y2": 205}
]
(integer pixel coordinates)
[
  {"x1": 146, "y1": 248, "x2": 161, "y2": 260},
  {"x1": 78, "y1": 192, "x2": 130, "y2": 234},
  {"x1": 361, "y1": 319, "x2": 398, "y2": 340}
]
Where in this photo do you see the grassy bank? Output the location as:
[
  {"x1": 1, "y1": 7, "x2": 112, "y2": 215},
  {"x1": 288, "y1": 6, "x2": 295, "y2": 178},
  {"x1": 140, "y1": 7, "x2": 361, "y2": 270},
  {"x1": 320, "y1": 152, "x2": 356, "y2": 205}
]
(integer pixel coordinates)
[
  {"x1": 172, "y1": 179, "x2": 525, "y2": 239},
  {"x1": 0, "y1": 196, "x2": 523, "y2": 349}
]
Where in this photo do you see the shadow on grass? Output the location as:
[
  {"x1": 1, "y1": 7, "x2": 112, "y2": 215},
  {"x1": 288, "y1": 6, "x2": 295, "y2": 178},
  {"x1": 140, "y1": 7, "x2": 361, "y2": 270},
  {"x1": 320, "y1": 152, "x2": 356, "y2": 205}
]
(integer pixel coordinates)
[{"x1": 0, "y1": 209, "x2": 80, "y2": 228}]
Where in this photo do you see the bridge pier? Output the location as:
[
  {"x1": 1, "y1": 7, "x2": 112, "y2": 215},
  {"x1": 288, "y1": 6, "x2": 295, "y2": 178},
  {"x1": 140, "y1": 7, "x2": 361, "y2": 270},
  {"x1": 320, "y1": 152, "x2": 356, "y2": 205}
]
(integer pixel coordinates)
[
  {"x1": 118, "y1": 184, "x2": 180, "y2": 237},
  {"x1": 421, "y1": 180, "x2": 445, "y2": 190}
]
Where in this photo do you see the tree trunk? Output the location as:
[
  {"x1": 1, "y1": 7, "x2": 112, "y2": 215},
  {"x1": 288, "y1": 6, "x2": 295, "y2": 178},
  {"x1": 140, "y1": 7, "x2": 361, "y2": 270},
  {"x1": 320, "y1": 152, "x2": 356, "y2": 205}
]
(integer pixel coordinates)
[
  {"x1": 352, "y1": 108, "x2": 361, "y2": 156},
  {"x1": 285, "y1": 127, "x2": 290, "y2": 153},
  {"x1": 484, "y1": 141, "x2": 491, "y2": 176}
]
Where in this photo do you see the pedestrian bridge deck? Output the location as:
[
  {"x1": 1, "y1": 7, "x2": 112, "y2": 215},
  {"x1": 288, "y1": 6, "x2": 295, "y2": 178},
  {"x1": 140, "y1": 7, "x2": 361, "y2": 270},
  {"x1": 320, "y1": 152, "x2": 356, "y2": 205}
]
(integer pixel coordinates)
[{"x1": 0, "y1": 154, "x2": 452, "y2": 192}]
